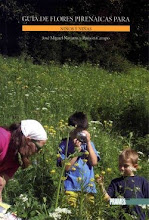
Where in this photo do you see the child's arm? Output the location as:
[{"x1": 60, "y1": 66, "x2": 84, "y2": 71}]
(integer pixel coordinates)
[
  {"x1": 83, "y1": 130, "x2": 98, "y2": 166},
  {"x1": 96, "y1": 175, "x2": 111, "y2": 201}
]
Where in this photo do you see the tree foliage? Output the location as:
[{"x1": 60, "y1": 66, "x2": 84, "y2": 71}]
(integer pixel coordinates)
[{"x1": 0, "y1": 0, "x2": 148, "y2": 69}]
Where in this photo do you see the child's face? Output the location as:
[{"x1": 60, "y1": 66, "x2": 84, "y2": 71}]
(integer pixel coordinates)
[{"x1": 118, "y1": 158, "x2": 137, "y2": 176}]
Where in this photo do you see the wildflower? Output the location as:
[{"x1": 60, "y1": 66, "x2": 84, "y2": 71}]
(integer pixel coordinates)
[
  {"x1": 103, "y1": 120, "x2": 107, "y2": 125},
  {"x1": 90, "y1": 121, "x2": 101, "y2": 124},
  {"x1": 84, "y1": 151, "x2": 89, "y2": 156},
  {"x1": 83, "y1": 159, "x2": 88, "y2": 163},
  {"x1": 74, "y1": 163, "x2": 79, "y2": 167},
  {"x1": 49, "y1": 212, "x2": 61, "y2": 219},
  {"x1": 95, "y1": 174, "x2": 100, "y2": 178},
  {"x1": 56, "y1": 154, "x2": 61, "y2": 158},
  {"x1": 49, "y1": 127, "x2": 56, "y2": 135},
  {"x1": 61, "y1": 177, "x2": 67, "y2": 181},
  {"x1": 22, "y1": 85, "x2": 28, "y2": 89},
  {"x1": 123, "y1": 145, "x2": 130, "y2": 149},
  {"x1": 106, "y1": 168, "x2": 112, "y2": 173},
  {"x1": 25, "y1": 94, "x2": 29, "y2": 97},
  {"x1": 55, "y1": 207, "x2": 71, "y2": 214},
  {"x1": 90, "y1": 178, "x2": 95, "y2": 182},
  {"x1": 65, "y1": 162, "x2": 71, "y2": 166},
  {"x1": 88, "y1": 183, "x2": 93, "y2": 187},
  {"x1": 135, "y1": 187, "x2": 141, "y2": 191},
  {"x1": 44, "y1": 125, "x2": 48, "y2": 129},
  {"x1": 137, "y1": 165, "x2": 142, "y2": 170},
  {"x1": 138, "y1": 205, "x2": 147, "y2": 209},
  {"x1": 137, "y1": 151, "x2": 144, "y2": 156},
  {"x1": 71, "y1": 167, "x2": 76, "y2": 171},
  {"x1": 50, "y1": 169, "x2": 56, "y2": 174},
  {"x1": 101, "y1": 171, "x2": 106, "y2": 175},
  {"x1": 108, "y1": 120, "x2": 113, "y2": 127},
  {"x1": 77, "y1": 177, "x2": 82, "y2": 182},
  {"x1": 59, "y1": 120, "x2": 64, "y2": 123},
  {"x1": 42, "y1": 107, "x2": 48, "y2": 111},
  {"x1": 19, "y1": 194, "x2": 28, "y2": 202}
]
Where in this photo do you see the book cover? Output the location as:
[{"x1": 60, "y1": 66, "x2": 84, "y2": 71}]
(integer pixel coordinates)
[{"x1": 0, "y1": 0, "x2": 148, "y2": 219}]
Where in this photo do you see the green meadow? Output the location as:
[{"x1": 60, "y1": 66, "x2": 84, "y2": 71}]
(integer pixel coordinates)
[{"x1": 0, "y1": 55, "x2": 149, "y2": 219}]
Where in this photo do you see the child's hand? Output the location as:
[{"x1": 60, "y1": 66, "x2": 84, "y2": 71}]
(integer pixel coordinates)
[
  {"x1": 96, "y1": 175, "x2": 104, "y2": 186},
  {"x1": 73, "y1": 138, "x2": 81, "y2": 152},
  {"x1": 82, "y1": 130, "x2": 91, "y2": 143}
]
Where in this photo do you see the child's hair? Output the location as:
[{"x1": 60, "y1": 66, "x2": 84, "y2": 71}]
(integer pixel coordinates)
[
  {"x1": 119, "y1": 148, "x2": 138, "y2": 165},
  {"x1": 68, "y1": 112, "x2": 88, "y2": 129}
]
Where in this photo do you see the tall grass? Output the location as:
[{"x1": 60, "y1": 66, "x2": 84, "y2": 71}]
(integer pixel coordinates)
[{"x1": 0, "y1": 55, "x2": 148, "y2": 134}]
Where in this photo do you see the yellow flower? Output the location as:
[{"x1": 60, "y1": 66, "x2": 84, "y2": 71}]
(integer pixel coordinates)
[
  {"x1": 56, "y1": 154, "x2": 61, "y2": 158},
  {"x1": 106, "y1": 168, "x2": 112, "y2": 173},
  {"x1": 65, "y1": 162, "x2": 71, "y2": 166},
  {"x1": 22, "y1": 85, "x2": 28, "y2": 89},
  {"x1": 137, "y1": 165, "x2": 142, "y2": 170},
  {"x1": 88, "y1": 183, "x2": 93, "y2": 187},
  {"x1": 83, "y1": 159, "x2": 88, "y2": 163},
  {"x1": 104, "y1": 120, "x2": 107, "y2": 125},
  {"x1": 77, "y1": 177, "x2": 82, "y2": 182},
  {"x1": 101, "y1": 171, "x2": 106, "y2": 175},
  {"x1": 60, "y1": 120, "x2": 64, "y2": 123},
  {"x1": 61, "y1": 177, "x2": 67, "y2": 181},
  {"x1": 50, "y1": 170, "x2": 56, "y2": 174},
  {"x1": 90, "y1": 178, "x2": 95, "y2": 182},
  {"x1": 95, "y1": 174, "x2": 100, "y2": 178},
  {"x1": 44, "y1": 125, "x2": 48, "y2": 129},
  {"x1": 74, "y1": 163, "x2": 79, "y2": 167},
  {"x1": 49, "y1": 128, "x2": 56, "y2": 134},
  {"x1": 84, "y1": 151, "x2": 89, "y2": 156},
  {"x1": 123, "y1": 145, "x2": 130, "y2": 149},
  {"x1": 71, "y1": 167, "x2": 76, "y2": 171}
]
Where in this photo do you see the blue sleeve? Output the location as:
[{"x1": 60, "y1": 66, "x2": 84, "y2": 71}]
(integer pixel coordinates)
[
  {"x1": 91, "y1": 141, "x2": 101, "y2": 161},
  {"x1": 107, "y1": 180, "x2": 116, "y2": 198},
  {"x1": 142, "y1": 178, "x2": 149, "y2": 198},
  {"x1": 57, "y1": 141, "x2": 66, "y2": 166}
]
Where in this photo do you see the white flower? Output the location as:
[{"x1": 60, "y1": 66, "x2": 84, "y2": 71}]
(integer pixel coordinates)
[
  {"x1": 138, "y1": 205, "x2": 147, "y2": 209},
  {"x1": 48, "y1": 207, "x2": 71, "y2": 220},
  {"x1": 49, "y1": 212, "x2": 61, "y2": 220},
  {"x1": 55, "y1": 207, "x2": 71, "y2": 214},
  {"x1": 19, "y1": 194, "x2": 28, "y2": 202},
  {"x1": 137, "y1": 151, "x2": 144, "y2": 156},
  {"x1": 90, "y1": 121, "x2": 102, "y2": 125},
  {"x1": 42, "y1": 107, "x2": 48, "y2": 111},
  {"x1": 25, "y1": 94, "x2": 29, "y2": 97}
]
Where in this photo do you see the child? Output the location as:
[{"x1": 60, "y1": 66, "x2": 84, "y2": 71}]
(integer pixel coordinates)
[
  {"x1": 57, "y1": 112, "x2": 100, "y2": 207},
  {"x1": 96, "y1": 148, "x2": 149, "y2": 220}
]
